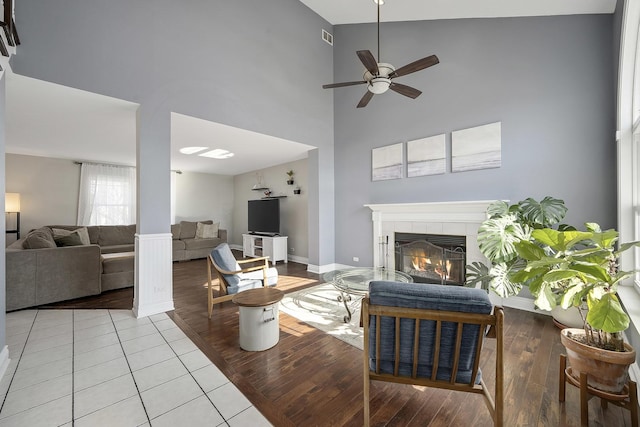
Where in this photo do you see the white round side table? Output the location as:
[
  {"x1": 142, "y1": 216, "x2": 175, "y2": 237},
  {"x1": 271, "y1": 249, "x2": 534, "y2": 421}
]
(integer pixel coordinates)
[{"x1": 232, "y1": 287, "x2": 284, "y2": 351}]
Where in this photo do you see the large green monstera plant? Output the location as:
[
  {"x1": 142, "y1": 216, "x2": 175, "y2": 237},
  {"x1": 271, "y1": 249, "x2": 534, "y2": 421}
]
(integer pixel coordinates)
[
  {"x1": 467, "y1": 196, "x2": 640, "y2": 351},
  {"x1": 466, "y1": 196, "x2": 568, "y2": 297}
]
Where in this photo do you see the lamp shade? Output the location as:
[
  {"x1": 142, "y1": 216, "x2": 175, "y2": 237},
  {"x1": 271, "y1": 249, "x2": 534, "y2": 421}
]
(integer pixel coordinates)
[{"x1": 5, "y1": 193, "x2": 20, "y2": 213}]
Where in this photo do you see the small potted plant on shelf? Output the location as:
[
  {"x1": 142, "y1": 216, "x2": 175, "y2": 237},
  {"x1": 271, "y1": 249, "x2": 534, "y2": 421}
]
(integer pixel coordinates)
[
  {"x1": 286, "y1": 170, "x2": 294, "y2": 185},
  {"x1": 467, "y1": 196, "x2": 640, "y2": 394}
]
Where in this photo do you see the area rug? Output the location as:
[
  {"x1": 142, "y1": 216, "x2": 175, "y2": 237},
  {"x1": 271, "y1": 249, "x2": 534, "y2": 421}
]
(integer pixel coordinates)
[{"x1": 279, "y1": 283, "x2": 364, "y2": 349}]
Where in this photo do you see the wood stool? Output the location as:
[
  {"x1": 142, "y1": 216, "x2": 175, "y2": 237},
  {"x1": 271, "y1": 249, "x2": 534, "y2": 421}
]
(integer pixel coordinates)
[{"x1": 559, "y1": 354, "x2": 638, "y2": 427}]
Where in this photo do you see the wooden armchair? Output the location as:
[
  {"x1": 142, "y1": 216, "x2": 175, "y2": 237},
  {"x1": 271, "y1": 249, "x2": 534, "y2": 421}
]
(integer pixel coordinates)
[
  {"x1": 207, "y1": 243, "x2": 278, "y2": 318},
  {"x1": 362, "y1": 281, "x2": 504, "y2": 427}
]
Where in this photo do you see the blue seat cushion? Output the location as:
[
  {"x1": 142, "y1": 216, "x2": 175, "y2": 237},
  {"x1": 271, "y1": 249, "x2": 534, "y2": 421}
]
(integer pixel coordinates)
[
  {"x1": 368, "y1": 281, "x2": 493, "y2": 384},
  {"x1": 211, "y1": 243, "x2": 241, "y2": 286},
  {"x1": 229, "y1": 279, "x2": 263, "y2": 294},
  {"x1": 243, "y1": 267, "x2": 278, "y2": 286}
]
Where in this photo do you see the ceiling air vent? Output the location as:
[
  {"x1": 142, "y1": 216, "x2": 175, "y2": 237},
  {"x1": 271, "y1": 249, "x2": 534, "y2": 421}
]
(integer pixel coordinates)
[{"x1": 322, "y1": 29, "x2": 333, "y2": 46}]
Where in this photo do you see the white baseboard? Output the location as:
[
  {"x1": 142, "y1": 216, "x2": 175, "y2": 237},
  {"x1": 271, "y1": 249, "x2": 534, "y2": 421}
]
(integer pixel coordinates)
[
  {"x1": 493, "y1": 294, "x2": 545, "y2": 315},
  {"x1": 307, "y1": 263, "x2": 345, "y2": 274}
]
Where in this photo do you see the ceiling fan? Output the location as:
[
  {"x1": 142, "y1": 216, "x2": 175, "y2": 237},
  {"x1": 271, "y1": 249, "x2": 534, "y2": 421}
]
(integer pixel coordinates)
[{"x1": 322, "y1": 1, "x2": 439, "y2": 108}]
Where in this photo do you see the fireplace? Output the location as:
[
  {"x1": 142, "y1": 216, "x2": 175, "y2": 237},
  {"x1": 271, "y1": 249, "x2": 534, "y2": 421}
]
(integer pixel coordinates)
[
  {"x1": 395, "y1": 233, "x2": 466, "y2": 285},
  {"x1": 365, "y1": 201, "x2": 492, "y2": 286}
]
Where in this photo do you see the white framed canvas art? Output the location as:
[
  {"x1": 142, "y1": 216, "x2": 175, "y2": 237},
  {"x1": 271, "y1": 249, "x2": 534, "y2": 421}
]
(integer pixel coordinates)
[
  {"x1": 452, "y1": 121, "x2": 501, "y2": 172},
  {"x1": 372, "y1": 143, "x2": 403, "y2": 181},
  {"x1": 407, "y1": 134, "x2": 446, "y2": 177}
]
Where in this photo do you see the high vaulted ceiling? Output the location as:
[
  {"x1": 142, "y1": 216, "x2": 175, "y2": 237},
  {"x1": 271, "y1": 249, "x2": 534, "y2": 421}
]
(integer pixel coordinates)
[
  {"x1": 6, "y1": 0, "x2": 618, "y2": 175},
  {"x1": 299, "y1": 0, "x2": 617, "y2": 25}
]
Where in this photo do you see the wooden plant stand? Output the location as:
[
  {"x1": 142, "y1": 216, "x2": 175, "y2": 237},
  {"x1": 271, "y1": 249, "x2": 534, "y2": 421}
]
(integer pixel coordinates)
[{"x1": 559, "y1": 354, "x2": 638, "y2": 427}]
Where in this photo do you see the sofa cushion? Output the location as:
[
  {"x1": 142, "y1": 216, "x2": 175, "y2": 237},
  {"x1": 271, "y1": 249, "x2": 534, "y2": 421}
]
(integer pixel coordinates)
[
  {"x1": 183, "y1": 238, "x2": 221, "y2": 251},
  {"x1": 101, "y1": 244, "x2": 135, "y2": 254},
  {"x1": 52, "y1": 227, "x2": 90, "y2": 246},
  {"x1": 196, "y1": 222, "x2": 219, "y2": 239},
  {"x1": 172, "y1": 240, "x2": 186, "y2": 250},
  {"x1": 23, "y1": 227, "x2": 57, "y2": 249},
  {"x1": 171, "y1": 223, "x2": 181, "y2": 240},
  {"x1": 7, "y1": 238, "x2": 25, "y2": 250},
  {"x1": 97, "y1": 225, "x2": 136, "y2": 246},
  {"x1": 179, "y1": 220, "x2": 212, "y2": 239},
  {"x1": 101, "y1": 253, "x2": 134, "y2": 274}
]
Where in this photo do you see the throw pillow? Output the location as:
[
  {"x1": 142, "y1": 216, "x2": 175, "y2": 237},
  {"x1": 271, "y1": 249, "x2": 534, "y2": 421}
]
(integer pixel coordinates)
[
  {"x1": 196, "y1": 222, "x2": 219, "y2": 239},
  {"x1": 53, "y1": 227, "x2": 90, "y2": 247},
  {"x1": 23, "y1": 228, "x2": 57, "y2": 249}
]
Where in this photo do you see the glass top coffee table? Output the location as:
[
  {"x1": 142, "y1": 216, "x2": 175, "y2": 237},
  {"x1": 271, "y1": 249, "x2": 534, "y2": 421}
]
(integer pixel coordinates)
[{"x1": 323, "y1": 267, "x2": 413, "y2": 322}]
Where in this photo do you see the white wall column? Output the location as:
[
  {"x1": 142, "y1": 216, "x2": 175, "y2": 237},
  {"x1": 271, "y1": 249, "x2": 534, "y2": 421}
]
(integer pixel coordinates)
[
  {"x1": 0, "y1": 71, "x2": 10, "y2": 379},
  {"x1": 133, "y1": 104, "x2": 174, "y2": 318}
]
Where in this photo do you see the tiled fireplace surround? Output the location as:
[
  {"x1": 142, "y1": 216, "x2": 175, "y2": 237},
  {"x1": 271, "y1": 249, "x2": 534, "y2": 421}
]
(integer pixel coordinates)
[{"x1": 365, "y1": 200, "x2": 534, "y2": 311}]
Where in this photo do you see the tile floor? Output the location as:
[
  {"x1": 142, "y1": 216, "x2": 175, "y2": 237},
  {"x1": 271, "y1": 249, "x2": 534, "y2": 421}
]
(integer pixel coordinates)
[{"x1": 0, "y1": 309, "x2": 272, "y2": 426}]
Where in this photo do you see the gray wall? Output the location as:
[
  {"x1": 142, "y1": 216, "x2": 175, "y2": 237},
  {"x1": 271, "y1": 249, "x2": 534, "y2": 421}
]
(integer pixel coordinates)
[
  {"x1": 332, "y1": 15, "x2": 616, "y2": 266},
  {"x1": 233, "y1": 158, "x2": 309, "y2": 259},
  {"x1": 5, "y1": 154, "x2": 80, "y2": 239},
  {"x1": 174, "y1": 171, "x2": 234, "y2": 235},
  {"x1": 5, "y1": 154, "x2": 236, "y2": 241},
  {"x1": 12, "y1": 0, "x2": 335, "y2": 265}
]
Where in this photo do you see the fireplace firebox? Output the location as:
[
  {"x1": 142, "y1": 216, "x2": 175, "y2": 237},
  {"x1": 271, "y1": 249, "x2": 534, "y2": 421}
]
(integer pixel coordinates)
[{"x1": 394, "y1": 233, "x2": 466, "y2": 285}]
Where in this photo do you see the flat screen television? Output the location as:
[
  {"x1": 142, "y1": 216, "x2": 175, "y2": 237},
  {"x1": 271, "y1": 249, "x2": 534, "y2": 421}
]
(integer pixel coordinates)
[{"x1": 248, "y1": 198, "x2": 280, "y2": 236}]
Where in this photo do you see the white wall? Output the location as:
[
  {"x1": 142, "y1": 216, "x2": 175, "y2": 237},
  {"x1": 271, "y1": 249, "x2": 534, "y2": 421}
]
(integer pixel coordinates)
[
  {"x1": 6, "y1": 154, "x2": 236, "y2": 245},
  {"x1": 5, "y1": 154, "x2": 80, "y2": 244},
  {"x1": 174, "y1": 171, "x2": 234, "y2": 238},
  {"x1": 233, "y1": 158, "x2": 308, "y2": 260}
]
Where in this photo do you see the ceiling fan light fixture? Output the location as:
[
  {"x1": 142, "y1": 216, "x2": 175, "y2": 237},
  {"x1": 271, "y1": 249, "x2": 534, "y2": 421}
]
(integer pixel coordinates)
[
  {"x1": 368, "y1": 77, "x2": 390, "y2": 94},
  {"x1": 372, "y1": 0, "x2": 384, "y2": 4}
]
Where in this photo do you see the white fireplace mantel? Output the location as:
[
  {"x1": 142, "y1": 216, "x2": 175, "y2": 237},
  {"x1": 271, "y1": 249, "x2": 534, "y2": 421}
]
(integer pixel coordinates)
[
  {"x1": 364, "y1": 200, "x2": 537, "y2": 313},
  {"x1": 365, "y1": 201, "x2": 494, "y2": 271}
]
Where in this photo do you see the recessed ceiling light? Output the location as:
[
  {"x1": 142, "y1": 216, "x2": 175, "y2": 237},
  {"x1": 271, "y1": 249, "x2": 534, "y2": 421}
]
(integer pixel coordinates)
[
  {"x1": 179, "y1": 146, "x2": 209, "y2": 155},
  {"x1": 199, "y1": 149, "x2": 235, "y2": 159}
]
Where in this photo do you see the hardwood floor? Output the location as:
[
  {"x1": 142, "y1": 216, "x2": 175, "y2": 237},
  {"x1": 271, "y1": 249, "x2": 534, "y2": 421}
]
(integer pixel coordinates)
[{"x1": 40, "y1": 256, "x2": 635, "y2": 426}]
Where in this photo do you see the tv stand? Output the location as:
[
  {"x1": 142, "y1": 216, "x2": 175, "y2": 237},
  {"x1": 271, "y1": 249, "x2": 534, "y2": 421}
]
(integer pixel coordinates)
[{"x1": 243, "y1": 234, "x2": 288, "y2": 264}]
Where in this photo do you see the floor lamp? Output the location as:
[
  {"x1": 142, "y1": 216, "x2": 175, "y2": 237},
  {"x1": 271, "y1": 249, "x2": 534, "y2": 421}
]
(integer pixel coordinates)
[{"x1": 5, "y1": 192, "x2": 20, "y2": 239}]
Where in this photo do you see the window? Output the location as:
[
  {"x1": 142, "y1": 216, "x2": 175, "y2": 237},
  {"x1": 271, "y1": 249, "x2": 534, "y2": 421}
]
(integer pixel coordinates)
[
  {"x1": 618, "y1": 0, "x2": 640, "y2": 287},
  {"x1": 77, "y1": 163, "x2": 136, "y2": 225}
]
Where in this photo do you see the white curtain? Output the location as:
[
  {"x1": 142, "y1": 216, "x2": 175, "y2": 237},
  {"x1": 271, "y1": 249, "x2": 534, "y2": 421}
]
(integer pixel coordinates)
[{"x1": 77, "y1": 163, "x2": 136, "y2": 225}]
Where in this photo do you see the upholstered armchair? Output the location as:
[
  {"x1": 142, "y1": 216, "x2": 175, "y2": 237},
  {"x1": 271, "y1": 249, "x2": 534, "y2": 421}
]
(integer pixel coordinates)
[
  {"x1": 362, "y1": 281, "x2": 504, "y2": 427},
  {"x1": 207, "y1": 243, "x2": 278, "y2": 318}
]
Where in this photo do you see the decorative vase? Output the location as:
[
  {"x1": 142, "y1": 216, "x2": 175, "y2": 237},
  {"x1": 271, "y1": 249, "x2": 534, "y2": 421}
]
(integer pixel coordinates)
[{"x1": 560, "y1": 328, "x2": 636, "y2": 394}]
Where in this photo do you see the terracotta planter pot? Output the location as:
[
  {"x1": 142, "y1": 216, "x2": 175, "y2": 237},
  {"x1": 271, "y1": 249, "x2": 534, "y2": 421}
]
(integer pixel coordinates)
[{"x1": 560, "y1": 328, "x2": 636, "y2": 394}]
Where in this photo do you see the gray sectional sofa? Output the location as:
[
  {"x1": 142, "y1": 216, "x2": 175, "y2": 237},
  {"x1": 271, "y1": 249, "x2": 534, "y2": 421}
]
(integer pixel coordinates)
[{"x1": 5, "y1": 221, "x2": 227, "y2": 311}]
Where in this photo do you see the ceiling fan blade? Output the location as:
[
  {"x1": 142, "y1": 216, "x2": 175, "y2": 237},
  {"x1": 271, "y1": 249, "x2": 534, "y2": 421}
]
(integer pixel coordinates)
[
  {"x1": 389, "y1": 55, "x2": 439, "y2": 78},
  {"x1": 322, "y1": 80, "x2": 367, "y2": 89},
  {"x1": 357, "y1": 91, "x2": 374, "y2": 108},
  {"x1": 357, "y1": 50, "x2": 379, "y2": 75},
  {"x1": 389, "y1": 82, "x2": 422, "y2": 99}
]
